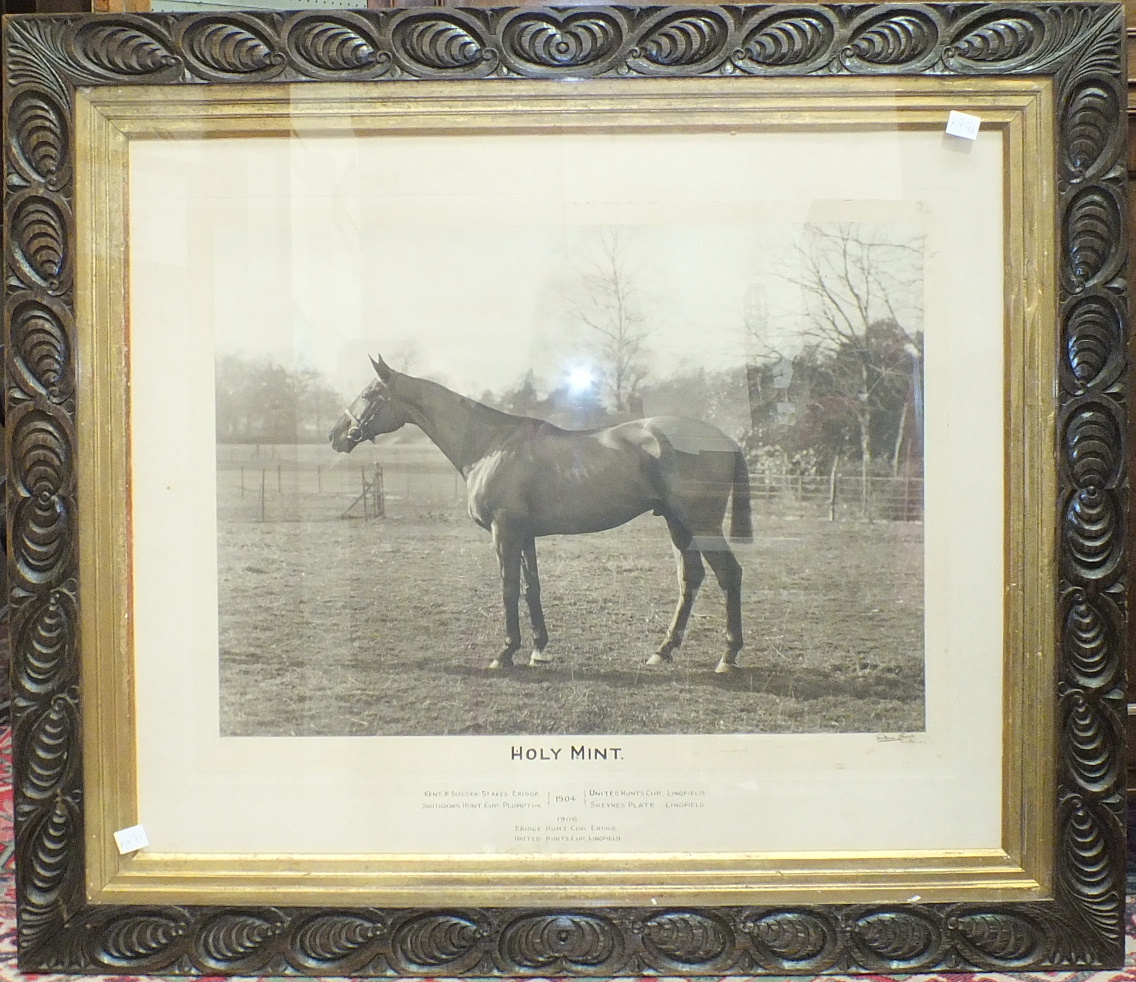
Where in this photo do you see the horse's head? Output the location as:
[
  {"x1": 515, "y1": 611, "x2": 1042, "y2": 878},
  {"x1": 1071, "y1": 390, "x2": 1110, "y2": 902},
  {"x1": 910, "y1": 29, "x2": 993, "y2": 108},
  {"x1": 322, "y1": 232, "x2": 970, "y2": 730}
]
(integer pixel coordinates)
[{"x1": 328, "y1": 355, "x2": 407, "y2": 453}]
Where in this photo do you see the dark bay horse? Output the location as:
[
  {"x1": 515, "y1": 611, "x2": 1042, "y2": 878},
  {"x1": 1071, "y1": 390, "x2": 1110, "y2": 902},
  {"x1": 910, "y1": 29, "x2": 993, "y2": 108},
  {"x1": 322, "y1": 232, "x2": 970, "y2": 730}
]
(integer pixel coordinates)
[{"x1": 329, "y1": 356, "x2": 752, "y2": 673}]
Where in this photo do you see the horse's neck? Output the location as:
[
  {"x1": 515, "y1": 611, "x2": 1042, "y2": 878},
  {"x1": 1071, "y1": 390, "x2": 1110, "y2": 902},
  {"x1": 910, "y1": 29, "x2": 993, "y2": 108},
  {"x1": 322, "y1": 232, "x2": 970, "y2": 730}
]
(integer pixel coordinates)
[{"x1": 394, "y1": 375, "x2": 520, "y2": 475}]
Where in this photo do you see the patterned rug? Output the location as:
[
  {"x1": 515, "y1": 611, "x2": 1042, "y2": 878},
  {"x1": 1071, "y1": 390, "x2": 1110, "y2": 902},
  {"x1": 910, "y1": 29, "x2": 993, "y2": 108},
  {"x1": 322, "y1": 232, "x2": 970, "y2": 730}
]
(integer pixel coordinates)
[{"x1": 0, "y1": 726, "x2": 1132, "y2": 982}]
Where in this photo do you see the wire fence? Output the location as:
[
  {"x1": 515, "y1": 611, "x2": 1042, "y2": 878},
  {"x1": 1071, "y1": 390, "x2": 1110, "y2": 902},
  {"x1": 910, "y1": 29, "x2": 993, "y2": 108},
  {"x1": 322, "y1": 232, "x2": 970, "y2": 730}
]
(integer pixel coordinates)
[
  {"x1": 215, "y1": 446, "x2": 923, "y2": 524},
  {"x1": 749, "y1": 472, "x2": 923, "y2": 522}
]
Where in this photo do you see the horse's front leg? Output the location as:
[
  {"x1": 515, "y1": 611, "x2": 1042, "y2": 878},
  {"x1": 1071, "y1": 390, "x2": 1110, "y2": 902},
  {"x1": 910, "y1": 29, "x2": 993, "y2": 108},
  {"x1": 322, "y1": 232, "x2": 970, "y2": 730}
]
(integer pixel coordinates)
[
  {"x1": 521, "y1": 536, "x2": 551, "y2": 666},
  {"x1": 488, "y1": 523, "x2": 523, "y2": 670}
]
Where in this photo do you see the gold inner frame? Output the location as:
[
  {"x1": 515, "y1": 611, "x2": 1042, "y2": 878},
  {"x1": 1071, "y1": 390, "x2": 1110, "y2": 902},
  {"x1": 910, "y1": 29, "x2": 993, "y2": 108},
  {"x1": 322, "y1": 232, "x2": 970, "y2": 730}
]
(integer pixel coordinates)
[{"x1": 75, "y1": 76, "x2": 1056, "y2": 907}]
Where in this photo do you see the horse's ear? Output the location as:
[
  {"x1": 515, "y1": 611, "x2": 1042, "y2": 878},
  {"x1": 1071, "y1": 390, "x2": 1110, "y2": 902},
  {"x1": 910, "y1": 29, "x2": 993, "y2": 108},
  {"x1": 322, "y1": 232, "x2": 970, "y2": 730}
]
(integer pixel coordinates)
[{"x1": 370, "y1": 354, "x2": 393, "y2": 381}]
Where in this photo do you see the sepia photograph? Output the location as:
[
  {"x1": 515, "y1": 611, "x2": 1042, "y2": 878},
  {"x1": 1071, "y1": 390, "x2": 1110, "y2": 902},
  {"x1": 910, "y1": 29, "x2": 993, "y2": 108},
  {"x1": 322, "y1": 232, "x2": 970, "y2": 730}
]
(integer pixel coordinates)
[{"x1": 201, "y1": 133, "x2": 927, "y2": 738}]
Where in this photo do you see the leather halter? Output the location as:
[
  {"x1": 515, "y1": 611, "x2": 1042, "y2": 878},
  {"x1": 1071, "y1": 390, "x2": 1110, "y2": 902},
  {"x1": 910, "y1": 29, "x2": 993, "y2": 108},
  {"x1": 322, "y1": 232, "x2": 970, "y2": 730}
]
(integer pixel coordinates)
[{"x1": 344, "y1": 386, "x2": 385, "y2": 443}]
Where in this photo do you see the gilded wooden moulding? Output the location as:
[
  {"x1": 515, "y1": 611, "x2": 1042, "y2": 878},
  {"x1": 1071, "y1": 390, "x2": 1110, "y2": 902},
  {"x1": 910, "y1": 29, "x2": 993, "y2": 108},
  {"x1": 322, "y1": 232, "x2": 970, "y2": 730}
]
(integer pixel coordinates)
[{"x1": 2, "y1": 2, "x2": 1128, "y2": 975}]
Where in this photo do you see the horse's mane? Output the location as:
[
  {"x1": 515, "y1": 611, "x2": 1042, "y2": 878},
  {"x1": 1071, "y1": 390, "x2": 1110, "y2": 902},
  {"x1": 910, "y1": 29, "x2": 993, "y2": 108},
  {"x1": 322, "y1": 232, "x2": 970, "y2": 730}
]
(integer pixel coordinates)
[
  {"x1": 397, "y1": 371, "x2": 573, "y2": 433},
  {"x1": 465, "y1": 395, "x2": 574, "y2": 436},
  {"x1": 391, "y1": 368, "x2": 609, "y2": 440}
]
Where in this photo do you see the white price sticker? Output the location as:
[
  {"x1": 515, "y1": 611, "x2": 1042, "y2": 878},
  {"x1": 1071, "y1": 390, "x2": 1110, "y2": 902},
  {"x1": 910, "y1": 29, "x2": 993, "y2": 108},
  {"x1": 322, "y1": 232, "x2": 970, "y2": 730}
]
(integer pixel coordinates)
[
  {"x1": 945, "y1": 110, "x2": 981, "y2": 141},
  {"x1": 113, "y1": 824, "x2": 150, "y2": 854}
]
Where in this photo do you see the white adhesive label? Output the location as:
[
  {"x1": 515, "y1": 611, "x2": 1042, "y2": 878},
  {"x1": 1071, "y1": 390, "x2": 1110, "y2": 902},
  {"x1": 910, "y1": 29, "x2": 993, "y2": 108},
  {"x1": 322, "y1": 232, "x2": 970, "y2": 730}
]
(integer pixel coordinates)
[
  {"x1": 113, "y1": 824, "x2": 150, "y2": 854},
  {"x1": 945, "y1": 110, "x2": 981, "y2": 141}
]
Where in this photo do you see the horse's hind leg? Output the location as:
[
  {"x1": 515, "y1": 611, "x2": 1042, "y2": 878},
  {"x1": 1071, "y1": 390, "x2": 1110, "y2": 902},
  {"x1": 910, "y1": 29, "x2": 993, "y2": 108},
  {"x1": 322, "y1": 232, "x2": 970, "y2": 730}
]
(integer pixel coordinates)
[
  {"x1": 701, "y1": 535, "x2": 744, "y2": 673},
  {"x1": 521, "y1": 537, "x2": 551, "y2": 666},
  {"x1": 488, "y1": 523, "x2": 523, "y2": 670},
  {"x1": 647, "y1": 518, "x2": 705, "y2": 666}
]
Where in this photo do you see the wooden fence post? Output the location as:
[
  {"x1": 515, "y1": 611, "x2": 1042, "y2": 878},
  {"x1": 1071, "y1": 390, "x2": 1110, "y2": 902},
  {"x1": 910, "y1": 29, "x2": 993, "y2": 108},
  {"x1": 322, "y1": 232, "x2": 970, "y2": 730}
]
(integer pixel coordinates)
[{"x1": 828, "y1": 458, "x2": 840, "y2": 522}]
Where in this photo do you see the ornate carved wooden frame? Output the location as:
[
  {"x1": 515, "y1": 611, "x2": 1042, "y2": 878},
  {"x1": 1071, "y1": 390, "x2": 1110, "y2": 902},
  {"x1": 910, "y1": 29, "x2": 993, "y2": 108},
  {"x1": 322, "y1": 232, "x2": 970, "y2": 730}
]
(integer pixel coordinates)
[{"x1": 3, "y1": 2, "x2": 1128, "y2": 975}]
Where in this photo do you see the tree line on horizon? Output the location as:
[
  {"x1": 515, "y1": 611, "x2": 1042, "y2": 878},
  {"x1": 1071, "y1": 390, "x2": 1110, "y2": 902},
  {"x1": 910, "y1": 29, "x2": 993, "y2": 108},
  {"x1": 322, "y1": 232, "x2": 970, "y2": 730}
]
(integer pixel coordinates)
[
  {"x1": 214, "y1": 355, "x2": 345, "y2": 445},
  {"x1": 213, "y1": 223, "x2": 924, "y2": 482}
]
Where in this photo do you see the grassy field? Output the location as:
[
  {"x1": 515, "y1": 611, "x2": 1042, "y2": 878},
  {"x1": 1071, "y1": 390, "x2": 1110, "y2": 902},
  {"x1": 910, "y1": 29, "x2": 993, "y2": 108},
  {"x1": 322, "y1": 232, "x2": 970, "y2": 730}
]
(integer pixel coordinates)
[{"x1": 217, "y1": 443, "x2": 924, "y2": 737}]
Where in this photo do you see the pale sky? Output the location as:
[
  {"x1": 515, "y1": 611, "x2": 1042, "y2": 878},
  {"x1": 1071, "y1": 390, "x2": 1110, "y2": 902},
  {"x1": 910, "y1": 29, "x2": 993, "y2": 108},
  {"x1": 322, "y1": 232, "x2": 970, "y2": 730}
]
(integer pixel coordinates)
[
  {"x1": 133, "y1": 127, "x2": 938, "y2": 402},
  {"x1": 213, "y1": 219, "x2": 819, "y2": 399}
]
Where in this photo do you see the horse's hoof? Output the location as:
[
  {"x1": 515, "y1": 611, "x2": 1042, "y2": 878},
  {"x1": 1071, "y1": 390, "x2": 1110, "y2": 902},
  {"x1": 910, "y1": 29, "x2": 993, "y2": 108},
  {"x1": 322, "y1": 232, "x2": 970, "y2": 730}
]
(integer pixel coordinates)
[
  {"x1": 714, "y1": 659, "x2": 738, "y2": 674},
  {"x1": 488, "y1": 658, "x2": 514, "y2": 670},
  {"x1": 530, "y1": 650, "x2": 553, "y2": 666},
  {"x1": 646, "y1": 652, "x2": 672, "y2": 667}
]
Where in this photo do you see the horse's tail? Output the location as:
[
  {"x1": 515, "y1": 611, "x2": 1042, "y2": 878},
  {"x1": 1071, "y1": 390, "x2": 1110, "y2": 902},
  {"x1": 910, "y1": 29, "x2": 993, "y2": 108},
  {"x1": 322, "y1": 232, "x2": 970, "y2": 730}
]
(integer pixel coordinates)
[{"x1": 729, "y1": 448, "x2": 753, "y2": 543}]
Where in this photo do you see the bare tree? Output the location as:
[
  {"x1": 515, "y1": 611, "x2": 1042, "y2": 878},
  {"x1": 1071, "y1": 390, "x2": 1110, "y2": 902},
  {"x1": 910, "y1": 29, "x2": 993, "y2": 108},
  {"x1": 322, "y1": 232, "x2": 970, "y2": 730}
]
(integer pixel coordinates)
[
  {"x1": 742, "y1": 282, "x2": 802, "y2": 437},
  {"x1": 387, "y1": 338, "x2": 424, "y2": 376},
  {"x1": 298, "y1": 370, "x2": 349, "y2": 440},
  {"x1": 215, "y1": 355, "x2": 346, "y2": 444},
  {"x1": 788, "y1": 223, "x2": 924, "y2": 513},
  {"x1": 565, "y1": 230, "x2": 650, "y2": 412}
]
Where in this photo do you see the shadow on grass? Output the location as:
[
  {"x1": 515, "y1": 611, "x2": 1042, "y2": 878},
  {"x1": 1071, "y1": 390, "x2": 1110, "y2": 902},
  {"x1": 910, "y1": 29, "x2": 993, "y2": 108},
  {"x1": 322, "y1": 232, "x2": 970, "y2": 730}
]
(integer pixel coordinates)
[{"x1": 439, "y1": 659, "x2": 922, "y2": 704}]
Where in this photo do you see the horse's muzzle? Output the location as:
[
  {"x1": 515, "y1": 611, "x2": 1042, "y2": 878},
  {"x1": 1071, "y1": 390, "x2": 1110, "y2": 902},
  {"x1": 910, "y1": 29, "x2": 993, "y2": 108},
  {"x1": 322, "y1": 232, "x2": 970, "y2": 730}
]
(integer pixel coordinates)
[{"x1": 328, "y1": 424, "x2": 357, "y2": 454}]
